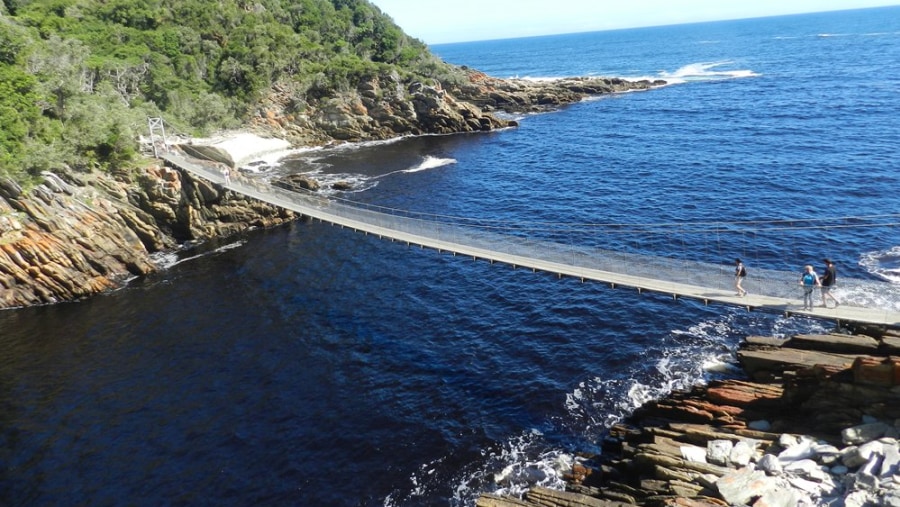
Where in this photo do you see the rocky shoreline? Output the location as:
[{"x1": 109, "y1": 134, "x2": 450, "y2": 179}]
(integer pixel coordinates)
[
  {"x1": 0, "y1": 72, "x2": 663, "y2": 310},
  {"x1": 478, "y1": 325, "x2": 900, "y2": 507}
]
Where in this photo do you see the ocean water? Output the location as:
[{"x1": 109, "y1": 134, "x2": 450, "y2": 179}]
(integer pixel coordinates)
[{"x1": 2, "y1": 6, "x2": 900, "y2": 506}]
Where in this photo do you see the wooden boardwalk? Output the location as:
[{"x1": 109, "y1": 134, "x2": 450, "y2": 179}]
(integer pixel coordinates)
[{"x1": 162, "y1": 153, "x2": 900, "y2": 328}]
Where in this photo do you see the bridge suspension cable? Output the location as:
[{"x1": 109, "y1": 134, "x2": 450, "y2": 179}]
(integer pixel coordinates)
[
  {"x1": 297, "y1": 187, "x2": 900, "y2": 234},
  {"x1": 161, "y1": 151, "x2": 900, "y2": 327}
]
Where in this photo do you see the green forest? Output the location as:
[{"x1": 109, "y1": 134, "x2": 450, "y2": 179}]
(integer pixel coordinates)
[{"x1": 0, "y1": 0, "x2": 458, "y2": 185}]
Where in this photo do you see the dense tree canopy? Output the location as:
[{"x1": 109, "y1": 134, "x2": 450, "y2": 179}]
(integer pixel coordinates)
[{"x1": 0, "y1": 0, "x2": 455, "y2": 183}]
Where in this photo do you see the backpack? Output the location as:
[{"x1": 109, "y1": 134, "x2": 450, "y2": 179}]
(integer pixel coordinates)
[
  {"x1": 802, "y1": 273, "x2": 815, "y2": 285},
  {"x1": 740, "y1": 267, "x2": 747, "y2": 277}
]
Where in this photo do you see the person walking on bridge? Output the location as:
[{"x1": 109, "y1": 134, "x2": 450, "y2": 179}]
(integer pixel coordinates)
[
  {"x1": 734, "y1": 258, "x2": 748, "y2": 297},
  {"x1": 800, "y1": 264, "x2": 820, "y2": 310},
  {"x1": 820, "y1": 258, "x2": 840, "y2": 308}
]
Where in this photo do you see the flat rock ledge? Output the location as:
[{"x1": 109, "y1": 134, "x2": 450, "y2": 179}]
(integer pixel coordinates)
[{"x1": 479, "y1": 326, "x2": 900, "y2": 507}]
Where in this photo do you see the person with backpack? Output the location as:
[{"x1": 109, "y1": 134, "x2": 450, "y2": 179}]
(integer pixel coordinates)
[
  {"x1": 799, "y1": 264, "x2": 820, "y2": 310},
  {"x1": 734, "y1": 258, "x2": 747, "y2": 297}
]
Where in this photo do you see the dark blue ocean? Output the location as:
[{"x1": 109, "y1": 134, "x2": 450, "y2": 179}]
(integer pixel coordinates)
[{"x1": 2, "y1": 6, "x2": 900, "y2": 506}]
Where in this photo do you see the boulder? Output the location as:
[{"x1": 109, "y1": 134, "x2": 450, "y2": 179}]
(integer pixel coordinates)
[
  {"x1": 843, "y1": 422, "x2": 892, "y2": 445},
  {"x1": 177, "y1": 133, "x2": 291, "y2": 168},
  {"x1": 716, "y1": 468, "x2": 777, "y2": 505}
]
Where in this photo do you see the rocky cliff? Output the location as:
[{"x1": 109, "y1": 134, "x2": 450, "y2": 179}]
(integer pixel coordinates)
[
  {"x1": 0, "y1": 163, "x2": 292, "y2": 308},
  {"x1": 478, "y1": 326, "x2": 900, "y2": 507},
  {"x1": 0, "y1": 71, "x2": 663, "y2": 309},
  {"x1": 249, "y1": 70, "x2": 665, "y2": 146}
]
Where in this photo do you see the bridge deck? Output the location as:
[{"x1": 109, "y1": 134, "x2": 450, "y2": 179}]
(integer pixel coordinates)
[{"x1": 162, "y1": 153, "x2": 900, "y2": 328}]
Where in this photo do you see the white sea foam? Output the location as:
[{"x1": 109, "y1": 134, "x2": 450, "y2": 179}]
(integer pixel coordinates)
[
  {"x1": 377, "y1": 156, "x2": 457, "y2": 178},
  {"x1": 463, "y1": 430, "x2": 571, "y2": 503},
  {"x1": 150, "y1": 251, "x2": 180, "y2": 270},
  {"x1": 860, "y1": 246, "x2": 900, "y2": 283},
  {"x1": 405, "y1": 156, "x2": 457, "y2": 173},
  {"x1": 238, "y1": 145, "x2": 325, "y2": 175},
  {"x1": 435, "y1": 337, "x2": 732, "y2": 506},
  {"x1": 150, "y1": 240, "x2": 247, "y2": 270},
  {"x1": 658, "y1": 61, "x2": 759, "y2": 84},
  {"x1": 404, "y1": 309, "x2": 844, "y2": 506}
]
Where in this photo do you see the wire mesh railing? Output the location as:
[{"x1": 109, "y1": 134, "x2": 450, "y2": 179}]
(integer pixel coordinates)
[{"x1": 161, "y1": 152, "x2": 900, "y2": 323}]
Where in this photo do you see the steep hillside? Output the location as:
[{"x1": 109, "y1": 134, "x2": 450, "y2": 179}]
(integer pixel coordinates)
[{"x1": 0, "y1": 0, "x2": 469, "y2": 184}]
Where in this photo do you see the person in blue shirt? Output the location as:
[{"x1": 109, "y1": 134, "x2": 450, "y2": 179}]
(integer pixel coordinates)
[{"x1": 799, "y1": 264, "x2": 820, "y2": 310}]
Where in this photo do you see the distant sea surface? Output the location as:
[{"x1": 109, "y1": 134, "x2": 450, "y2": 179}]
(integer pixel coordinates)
[{"x1": 2, "y1": 7, "x2": 900, "y2": 506}]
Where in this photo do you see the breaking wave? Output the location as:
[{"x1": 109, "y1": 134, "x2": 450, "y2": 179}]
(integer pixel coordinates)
[
  {"x1": 860, "y1": 246, "x2": 900, "y2": 284},
  {"x1": 658, "y1": 61, "x2": 759, "y2": 84},
  {"x1": 377, "y1": 156, "x2": 457, "y2": 178}
]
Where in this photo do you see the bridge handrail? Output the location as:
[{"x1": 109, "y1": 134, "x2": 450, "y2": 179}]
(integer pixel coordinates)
[{"x1": 160, "y1": 152, "x2": 900, "y2": 326}]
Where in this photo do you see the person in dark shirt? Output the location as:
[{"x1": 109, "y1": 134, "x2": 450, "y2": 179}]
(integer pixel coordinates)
[
  {"x1": 820, "y1": 258, "x2": 840, "y2": 308},
  {"x1": 734, "y1": 258, "x2": 747, "y2": 297}
]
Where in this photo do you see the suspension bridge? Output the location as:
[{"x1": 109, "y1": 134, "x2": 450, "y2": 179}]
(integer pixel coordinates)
[{"x1": 160, "y1": 152, "x2": 900, "y2": 328}]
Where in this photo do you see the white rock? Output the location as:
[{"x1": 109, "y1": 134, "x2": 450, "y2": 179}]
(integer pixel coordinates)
[
  {"x1": 882, "y1": 490, "x2": 900, "y2": 507},
  {"x1": 842, "y1": 446, "x2": 868, "y2": 469},
  {"x1": 786, "y1": 459, "x2": 832, "y2": 483},
  {"x1": 716, "y1": 468, "x2": 778, "y2": 506},
  {"x1": 681, "y1": 444, "x2": 707, "y2": 463},
  {"x1": 843, "y1": 422, "x2": 891, "y2": 445},
  {"x1": 695, "y1": 473, "x2": 719, "y2": 490},
  {"x1": 731, "y1": 440, "x2": 755, "y2": 467},
  {"x1": 707, "y1": 439, "x2": 733, "y2": 466},
  {"x1": 880, "y1": 442, "x2": 900, "y2": 479},
  {"x1": 854, "y1": 454, "x2": 884, "y2": 490},
  {"x1": 814, "y1": 443, "x2": 843, "y2": 465},
  {"x1": 842, "y1": 440, "x2": 884, "y2": 469},
  {"x1": 817, "y1": 473, "x2": 843, "y2": 496},
  {"x1": 862, "y1": 453, "x2": 883, "y2": 475},
  {"x1": 859, "y1": 440, "x2": 886, "y2": 461},
  {"x1": 814, "y1": 443, "x2": 841, "y2": 455},
  {"x1": 780, "y1": 434, "x2": 801, "y2": 448},
  {"x1": 779, "y1": 436, "x2": 818, "y2": 462},
  {"x1": 787, "y1": 474, "x2": 840, "y2": 497},
  {"x1": 845, "y1": 489, "x2": 877, "y2": 507},
  {"x1": 752, "y1": 486, "x2": 806, "y2": 507},
  {"x1": 758, "y1": 454, "x2": 783, "y2": 474},
  {"x1": 784, "y1": 458, "x2": 819, "y2": 473}
]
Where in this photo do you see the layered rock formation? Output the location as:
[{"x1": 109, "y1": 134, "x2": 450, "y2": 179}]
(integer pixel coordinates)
[
  {"x1": 0, "y1": 163, "x2": 292, "y2": 308},
  {"x1": 249, "y1": 70, "x2": 665, "y2": 146},
  {"x1": 478, "y1": 327, "x2": 900, "y2": 507},
  {"x1": 448, "y1": 69, "x2": 665, "y2": 113}
]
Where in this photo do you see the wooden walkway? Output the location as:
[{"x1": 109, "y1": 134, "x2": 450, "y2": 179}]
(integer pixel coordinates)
[{"x1": 161, "y1": 153, "x2": 900, "y2": 328}]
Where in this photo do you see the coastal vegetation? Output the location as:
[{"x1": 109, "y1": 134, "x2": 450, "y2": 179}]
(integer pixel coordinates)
[
  {"x1": 0, "y1": 0, "x2": 459, "y2": 185},
  {"x1": 0, "y1": 0, "x2": 653, "y2": 309}
]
